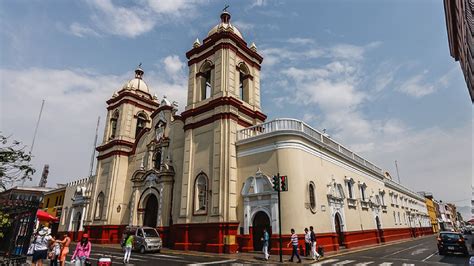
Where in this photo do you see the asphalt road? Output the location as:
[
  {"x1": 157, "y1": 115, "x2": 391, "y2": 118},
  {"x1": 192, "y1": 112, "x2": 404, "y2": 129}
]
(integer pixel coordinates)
[{"x1": 311, "y1": 234, "x2": 474, "y2": 266}]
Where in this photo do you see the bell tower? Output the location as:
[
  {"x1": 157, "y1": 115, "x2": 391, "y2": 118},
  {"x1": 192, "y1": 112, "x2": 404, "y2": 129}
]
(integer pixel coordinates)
[
  {"x1": 175, "y1": 9, "x2": 266, "y2": 252},
  {"x1": 85, "y1": 66, "x2": 159, "y2": 238}
]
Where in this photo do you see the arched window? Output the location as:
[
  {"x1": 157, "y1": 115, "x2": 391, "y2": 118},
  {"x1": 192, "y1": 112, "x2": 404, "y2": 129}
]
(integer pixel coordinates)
[
  {"x1": 135, "y1": 112, "x2": 147, "y2": 138},
  {"x1": 194, "y1": 173, "x2": 208, "y2": 215},
  {"x1": 199, "y1": 61, "x2": 213, "y2": 100},
  {"x1": 154, "y1": 149, "x2": 162, "y2": 170},
  {"x1": 308, "y1": 182, "x2": 316, "y2": 212},
  {"x1": 110, "y1": 111, "x2": 119, "y2": 139},
  {"x1": 238, "y1": 63, "x2": 250, "y2": 103},
  {"x1": 94, "y1": 192, "x2": 105, "y2": 220}
]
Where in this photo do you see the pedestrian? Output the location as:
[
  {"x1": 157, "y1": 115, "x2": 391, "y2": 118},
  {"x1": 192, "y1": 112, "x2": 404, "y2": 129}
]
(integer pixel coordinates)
[
  {"x1": 304, "y1": 228, "x2": 311, "y2": 257},
  {"x1": 55, "y1": 233, "x2": 71, "y2": 266},
  {"x1": 261, "y1": 228, "x2": 270, "y2": 261},
  {"x1": 71, "y1": 234, "x2": 91, "y2": 266},
  {"x1": 310, "y1": 226, "x2": 321, "y2": 260},
  {"x1": 123, "y1": 232, "x2": 134, "y2": 264},
  {"x1": 287, "y1": 228, "x2": 301, "y2": 263},
  {"x1": 49, "y1": 235, "x2": 61, "y2": 266},
  {"x1": 32, "y1": 227, "x2": 53, "y2": 266}
]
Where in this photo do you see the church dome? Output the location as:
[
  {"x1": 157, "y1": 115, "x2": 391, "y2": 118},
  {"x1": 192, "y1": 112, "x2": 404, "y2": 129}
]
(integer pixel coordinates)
[
  {"x1": 207, "y1": 10, "x2": 243, "y2": 39},
  {"x1": 122, "y1": 65, "x2": 150, "y2": 93}
]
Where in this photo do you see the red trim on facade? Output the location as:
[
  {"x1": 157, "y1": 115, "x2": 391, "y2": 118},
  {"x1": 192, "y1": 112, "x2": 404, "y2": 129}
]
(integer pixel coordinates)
[
  {"x1": 183, "y1": 112, "x2": 253, "y2": 131},
  {"x1": 181, "y1": 96, "x2": 267, "y2": 122},
  {"x1": 96, "y1": 128, "x2": 150, "y2": 160},
  {"x1": 106, "y1": 90, "x2": 156, "y2": 106},
  {"x1": 80, "y1": 224, "x2": 432, "y2": 253},
  {"x1": 186, "y1": 31, "x2": 263, "y2": 65},
  {"x1": 83, "y1": 225, "x2": 127, "y2": 244},
  {"x1": 172, "y1": 222, "x2": 239, "y2": 253},
  {"x1": 96, "y1": 140, "x2": 134, "y2": 152},
  {"x1": 96, "y1": 150, "x2": 129, "y2": 160}
]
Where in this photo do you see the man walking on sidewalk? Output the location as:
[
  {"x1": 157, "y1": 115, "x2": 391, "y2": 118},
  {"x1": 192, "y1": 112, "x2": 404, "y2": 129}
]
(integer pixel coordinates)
[
  {"x1": 310, "y1": 226, "x2": 321, "y2": 261},
  {"x1": 262, "y1": 228, "x2": 270, "y2": 261},
  {"x1": 304, "y1": 228, "x2": 311, "y2": 257},
  {"x1": 287, "y1": 228, "x2": 301, "y2": 263}
]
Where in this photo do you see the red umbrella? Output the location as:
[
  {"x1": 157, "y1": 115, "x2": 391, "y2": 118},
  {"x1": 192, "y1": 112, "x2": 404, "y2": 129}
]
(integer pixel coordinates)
[{"x1": 36, "y1": 209, "x2": 59, "y2": 222}]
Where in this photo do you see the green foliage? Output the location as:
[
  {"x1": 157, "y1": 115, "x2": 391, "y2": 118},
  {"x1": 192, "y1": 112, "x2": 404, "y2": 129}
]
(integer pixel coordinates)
[
  {"x1": 0, "y1": 211, "x2": 10, "y2": 239},
  {"x1": 0, "y1": 133, "x2": 36, "y2": 190}
]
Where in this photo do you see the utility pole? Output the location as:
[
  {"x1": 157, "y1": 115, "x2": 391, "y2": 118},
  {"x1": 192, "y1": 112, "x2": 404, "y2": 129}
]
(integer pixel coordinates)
[
  {"x1": 89, "y1": 116, "x2": 100, "y2": 177},
  {"x1": 30, "y1": 99, "x2": 45, "y2": 154},
  {"x1": 277, "y1": 172, "x2": 282, "y2": 263},
  {"x1": 395, "y1": 160, "x2": 401, "y2": 184}
]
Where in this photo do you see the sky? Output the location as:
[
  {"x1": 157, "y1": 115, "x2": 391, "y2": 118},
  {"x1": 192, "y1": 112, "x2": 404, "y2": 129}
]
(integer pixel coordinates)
[{"x1": 0, "y1": 0, "x2": 472, "y2": 218}]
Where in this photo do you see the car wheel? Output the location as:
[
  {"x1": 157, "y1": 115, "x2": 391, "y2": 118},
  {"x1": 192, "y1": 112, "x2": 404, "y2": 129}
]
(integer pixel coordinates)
[
  {"x1": 438, "y1": 250, "x2": 445, "y2": 255},
  {"x1": 157, "y1": 249, "x2": 161, "y2": 253},
  {"x1": 140, "y1": 246, "x2": 146, "y2": 254}
]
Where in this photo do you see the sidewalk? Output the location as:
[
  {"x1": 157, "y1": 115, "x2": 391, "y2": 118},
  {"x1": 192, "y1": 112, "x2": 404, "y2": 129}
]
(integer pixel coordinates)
[{"x1": 90, "y1": 234, "x2": 434, "y2": 264}]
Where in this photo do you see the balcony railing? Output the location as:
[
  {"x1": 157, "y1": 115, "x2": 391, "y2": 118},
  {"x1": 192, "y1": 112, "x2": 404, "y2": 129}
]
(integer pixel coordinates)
[{"x1": 237, "y1": 118, "x2": 383, "y2": 175}]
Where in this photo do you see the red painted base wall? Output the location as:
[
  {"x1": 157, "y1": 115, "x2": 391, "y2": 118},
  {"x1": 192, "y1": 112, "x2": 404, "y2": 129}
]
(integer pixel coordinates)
[{"x1": 79, "y1": 224, "x2": 433, "y2": 254}]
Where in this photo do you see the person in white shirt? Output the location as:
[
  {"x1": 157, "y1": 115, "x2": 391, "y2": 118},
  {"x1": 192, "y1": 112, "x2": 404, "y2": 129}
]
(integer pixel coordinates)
[
  {"x1": 32, "y1": 227, "x2": 53, "y2": 266},
  {"x1": 304, "y1": 228, "x2": 311, "y2": 257}
]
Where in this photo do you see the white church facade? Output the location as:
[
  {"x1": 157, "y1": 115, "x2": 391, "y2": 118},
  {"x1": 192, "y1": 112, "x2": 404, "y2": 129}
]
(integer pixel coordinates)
[{"x1": 76, "y1": 10, "x2": 432, "y2": 254}]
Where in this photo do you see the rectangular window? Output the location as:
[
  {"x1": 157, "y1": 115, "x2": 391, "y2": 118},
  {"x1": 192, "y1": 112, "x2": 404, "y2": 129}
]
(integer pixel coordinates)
[{"x1": 347, "y1": 182, "x2": 353, "y2": 199}]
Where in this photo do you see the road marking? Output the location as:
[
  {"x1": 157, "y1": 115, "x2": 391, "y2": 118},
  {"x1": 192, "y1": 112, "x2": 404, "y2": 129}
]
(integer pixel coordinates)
[
  {"x1": 421, "y1": 250, "x2": 438, "y2": 261},
  {"x1": 149, "y1": 253, "x2": 181, "y2": 259},
  {"x1": 410, "y1": 248, "x2": 429, "y2": 255},
  {"x1": 401, "y1": 264, "x2": 414, "y2": 266},
  {"x1": 378, "y1": 263, "x2": 393, "y2": 266},
  {"x1": 311, "y1": 258, "x2": 339, "y2": 265},
  {"x1": 355, "y1": 262, "x2": 374, "y2": 265},
  {"x1": 335, "y1": 260, "x2": 355, "y2": 265},
  {"x1": 188, "y1": 259, "x2": 237, "y2": 265},
  {"x1": 382, "y1": 243, "x2": 424, "y2": 258}
]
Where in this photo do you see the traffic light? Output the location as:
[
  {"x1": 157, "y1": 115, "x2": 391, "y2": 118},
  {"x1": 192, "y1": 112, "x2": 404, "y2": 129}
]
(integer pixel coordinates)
[
  {"x1": 272, "y1": 175, "x2": 280, "y2": 191},
  {"x1": 280, "y1": 176, "x2": 288, "y2": 191}
]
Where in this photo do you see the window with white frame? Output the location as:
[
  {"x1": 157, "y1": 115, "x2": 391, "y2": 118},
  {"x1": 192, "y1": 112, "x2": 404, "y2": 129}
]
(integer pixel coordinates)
[
  {"x1": 309, "y1": 182, "x2": 316, "y2": 212},
  {"x1": 94, "y1": 192, "x2": 105, "y2": 220},
  {"x1": 360, "y1": 183, "x2": 367, "y2": 201},
  {"x1": 393, "y1": 211, "x2": 397, "y2": 224},
  {"x1": 194, "y1": 173, "x2": 208, "y2": 214},
  {"x1": 346, "y1": 178, "x2": 354, "y2": 199}
]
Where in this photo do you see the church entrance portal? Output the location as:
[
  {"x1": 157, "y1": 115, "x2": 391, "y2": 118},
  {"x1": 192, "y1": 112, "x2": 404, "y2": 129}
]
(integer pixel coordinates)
[
  {"x1": 143, "y1": 194, "x2": 158, "y2": 227},
  {"x1": 335, "y1": 213, "x2": 345, "y2": 248},
  {"x1": 252, "y1": 211, "x2": 271, "y2": 251}
]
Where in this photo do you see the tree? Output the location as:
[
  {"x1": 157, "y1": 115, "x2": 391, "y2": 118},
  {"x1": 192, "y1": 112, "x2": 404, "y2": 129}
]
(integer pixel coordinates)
[{"x1": 0, "y1": 133, "x2": 36, "y2": 190}]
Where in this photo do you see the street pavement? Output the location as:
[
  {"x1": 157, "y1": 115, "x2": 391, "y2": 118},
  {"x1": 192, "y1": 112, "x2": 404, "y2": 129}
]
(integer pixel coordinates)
[
  {"x1": 309, "y1": 234, "x2": 474, "y2": 266},
  {"x1": 57, "y1": 234, "x2": 473, "y2": 265}
]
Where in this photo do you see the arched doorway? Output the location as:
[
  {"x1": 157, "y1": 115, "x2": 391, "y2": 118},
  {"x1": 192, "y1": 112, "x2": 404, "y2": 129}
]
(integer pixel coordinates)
[
  {"x1": 143, "y1": 194, "x2": 158, "y2": 227},
  {"x1": 252, "y1": 211, "x2": 271, "y2": 251},
  {"x1": 335, "y1": 213, "x2": 345, "y2": 247},
  {"x1": 375, "y1": 216, "x2": 384, "y2": 243}
]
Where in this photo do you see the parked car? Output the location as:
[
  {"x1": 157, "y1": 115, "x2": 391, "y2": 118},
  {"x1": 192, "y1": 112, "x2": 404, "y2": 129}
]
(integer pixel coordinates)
[
  {"x1": 122, "y1": 226, "x2": 162, "y2": 254},
  {"x1": 437, "y1": 231, "x2": 469, "y2": 256}
]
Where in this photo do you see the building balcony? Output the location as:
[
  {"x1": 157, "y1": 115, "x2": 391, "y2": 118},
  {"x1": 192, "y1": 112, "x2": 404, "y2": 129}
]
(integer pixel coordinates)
[
  {"x1": 347, "y1": 198, "x2": 357, "y2": 208},
  {"x1": 237, "y1": 118, "x2": 384, "y2": 176}
]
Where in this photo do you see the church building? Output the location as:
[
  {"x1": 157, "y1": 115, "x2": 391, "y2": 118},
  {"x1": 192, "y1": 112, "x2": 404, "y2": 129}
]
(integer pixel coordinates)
[{"x1": 83, "y1": 10, "x2": 432, "y2": 254}]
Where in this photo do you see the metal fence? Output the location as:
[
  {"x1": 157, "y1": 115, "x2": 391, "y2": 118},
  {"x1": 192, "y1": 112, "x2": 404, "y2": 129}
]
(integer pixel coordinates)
[{"x1": 0, "y1": 197, "x2": 40, "y2": 265}]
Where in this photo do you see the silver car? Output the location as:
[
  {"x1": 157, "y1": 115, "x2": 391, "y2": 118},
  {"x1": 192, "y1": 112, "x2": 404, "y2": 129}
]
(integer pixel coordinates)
[{"x1": 123, "y1": 226, "x2": 162, "y2": 253}]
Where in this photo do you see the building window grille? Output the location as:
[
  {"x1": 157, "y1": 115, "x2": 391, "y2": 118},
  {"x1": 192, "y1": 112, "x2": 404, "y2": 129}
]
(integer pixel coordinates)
[
  {"x1": 309, "y1": 182, "x2": 316, "y2": 212},
  {"x1": 194, "y1": 173, "x2": 208, "y2": 214}
]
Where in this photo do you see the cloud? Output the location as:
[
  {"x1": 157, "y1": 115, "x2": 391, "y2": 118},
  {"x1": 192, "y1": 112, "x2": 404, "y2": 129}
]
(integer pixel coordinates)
[
  {"x1": 233, "y1": 20, "x2": 255, "y2": 31},
  {"x1": 287, "y1": 37, "x2": 314, "y2": 45},
  {"x1": 249, "y1": 0, "x2": 268, "y2": 8},
  {"x1": 69, "y1": 22, "x2": 101, "y2": 38},
  {"x1": 397, "y1": 70, "x2": 435, "y2": 98},
  {"x1": 73, "y1": 0, "x2": 205, "y2": 38},
  {"x1": 1, "y1": 57, "x2": 188, "y2": 187},
  {"x1": 163, "y1": 55, "x2": 184, "y2": 77}
]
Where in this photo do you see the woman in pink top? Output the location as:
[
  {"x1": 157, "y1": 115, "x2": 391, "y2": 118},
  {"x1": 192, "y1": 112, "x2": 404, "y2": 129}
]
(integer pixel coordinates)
[{"x1": 71, "y1": 234, "x2": 91, "y2": 266}]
